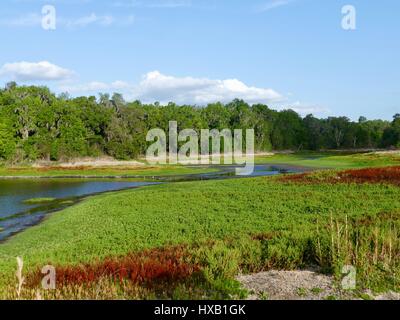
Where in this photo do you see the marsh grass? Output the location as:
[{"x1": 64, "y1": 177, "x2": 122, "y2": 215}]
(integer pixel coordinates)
[
  {"x1": 0, "y1": 165, "x2": 217, "y2": 178},
  {"x1": 15, "y1": 257, "x2": 24, "y2": 299},
  {"x1": 5, "y1": 215, "x2": 398, "y2": 300},
  {"x1": 320, "y1": 213, "x2": 400, "y2": 291},
  {"x1": 0, "y1": 165, "x2": 399, "y2": 299},
  {"x1": 255, "y1": 151, "x2": 400, "y2": 169}
]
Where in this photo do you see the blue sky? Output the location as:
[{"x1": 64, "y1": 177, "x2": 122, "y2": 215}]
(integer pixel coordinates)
[{"x1": 0, "y1": 0, "x2": 399, "y2": 120}]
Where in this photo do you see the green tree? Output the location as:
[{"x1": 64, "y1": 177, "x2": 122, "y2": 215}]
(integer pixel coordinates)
[
  {"x1": 271, "y1": 110, "x2": 306, "y2": 150},
  {"x1": 0, "y1": 117, "x2": 16, "y2": 160}
]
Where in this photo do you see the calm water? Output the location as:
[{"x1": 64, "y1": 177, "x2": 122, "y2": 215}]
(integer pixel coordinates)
[
  {"x1": 0, "y1": 164, "x2": 302, "y2": 241},
  {"x1": 0, "y1": 179, "x2": 157, "y2": 241}
]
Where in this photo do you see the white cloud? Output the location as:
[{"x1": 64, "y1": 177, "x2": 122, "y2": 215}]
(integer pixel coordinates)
[
  {"x1": 0, "y1": 61, "x2": 75, "y2": 81},
  {"x1": 281, "y1": 101, "x2": 331, "y2": 117},
  {"x1": 257, "y1": 0, "x2": 294, "y2": 12},
  {"x1": 64, "y1": 13, "x2": 114, "y2": 28},
  {"x1": 135, "y1": 71, "x2": 284, "y2": 104},
  {"x1": 0, "y1": 12, "x2": 134, "y2": 29},
  {"x1": 59, "y1": 71, "x2": 284, "y2": 105}
]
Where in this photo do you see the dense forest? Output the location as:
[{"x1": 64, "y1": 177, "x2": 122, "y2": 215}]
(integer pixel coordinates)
[{"x1": 0, "y1": 82, "x2": 399, "y2": 162}]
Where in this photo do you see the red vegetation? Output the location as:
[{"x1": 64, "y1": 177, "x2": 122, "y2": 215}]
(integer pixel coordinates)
[
  {"x1": 27, "y1": 246, "x2": 200, "y2": 288},
  {"x1": 336, "y1": 166, "x2": 400, "y2": 185},
  {"x1": 280, "y1": 166, "x2": 400, "y2": 186},
  {"x1": 279, "y1": 173, "x2": 310, "y2": 183}
]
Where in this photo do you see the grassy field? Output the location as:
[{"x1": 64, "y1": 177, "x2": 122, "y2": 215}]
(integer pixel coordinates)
[
  {"x1": 255, "y1": 151, "x2": 400, "y2": 169},
  {"x1": 1, "y1": 151, "x2": 399, "y2": 178},
  {"x1": 0, "y1": 168, "x2": 400, "y2": 297},
  {"x1": 0, "y1": 164, "x2": 217, "y2": 178},
  {"x1": 0, "y1": 151, "x2": 399, "y2": 299}
]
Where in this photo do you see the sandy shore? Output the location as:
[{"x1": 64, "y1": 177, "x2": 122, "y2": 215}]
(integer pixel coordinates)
[{"x1": 32, "y1": 157, "x2": 145, "y2": 168}]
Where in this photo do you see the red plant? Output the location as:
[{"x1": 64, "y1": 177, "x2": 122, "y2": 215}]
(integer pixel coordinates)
[
  {"x1": 337, "y1": 166, "x2": 400, "y2": 185},
  {"x1": 280, "y1": 166, "x2": 400, "y2": 186},
  {"x1": 279, "y1": 173, "x2": 309, "y2": 183},
  {"x1": 27, "y1": 246, "x2": 200, "y2": 288}
]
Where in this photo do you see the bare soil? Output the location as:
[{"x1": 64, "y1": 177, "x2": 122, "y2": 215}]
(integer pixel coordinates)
[
  {"x1": 237, "y1": 270, "x2": 400, "y2": 300},
  {"x1": 32, "y1": 157, "x2": 145, "y2": 168}
]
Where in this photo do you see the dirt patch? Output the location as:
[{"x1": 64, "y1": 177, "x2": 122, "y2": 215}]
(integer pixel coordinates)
[
  {"x1": 31, "y1": 165, "x2": 158, "y2": 173},
  {"x1": 237, "y1": 270, "x2": 400, "y2": 300},
  {"x1": 372, "y1": 291, "x2": 400, "y2": 300},
  {"x1": 237, "y1": 270, "x2": 338, "y2": 300},
  {"x1": 32, "y1": 157, "x2": 145, "y2": 169},
  {"x1": 372, "y1": 150, "x2": 400, "y2": 156}
]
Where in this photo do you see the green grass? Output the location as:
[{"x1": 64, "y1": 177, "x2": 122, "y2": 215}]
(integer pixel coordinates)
[
  {"x1": 296, "y1": 288, "x2": 308, "y2": 297},
  {"x1": 0, "y1": 151, "x2": 399, "y2": 298},
  {"x1": 0, "y1": 174, "x2": 399, "y2": 295},
  {"x1": 1, "y1": 151, "x2": 399, "y2": 178},
  {"x1": 0, "y1": 165, "x2": 217, "y2": 178},
  {"x1": 311, "y1": 287, "x2": 324, "y2": 295},
  {"x1": 255, "y1": 151, "x2": 400, "y2": 169},
  {"x1": 22, "y1": 197, "x2": 57, "y2": 205}
]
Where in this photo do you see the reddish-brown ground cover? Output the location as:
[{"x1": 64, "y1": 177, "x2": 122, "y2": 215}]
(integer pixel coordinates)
[
  {"x1": 280, "y1": 166, "x2": 400, "y2": 186},
  {"x1": 337, "y1": 166, "x2": 400, "y2": 185},
  {"x1": 27, "y1": 246, "x2": 200, "y2": 288}
]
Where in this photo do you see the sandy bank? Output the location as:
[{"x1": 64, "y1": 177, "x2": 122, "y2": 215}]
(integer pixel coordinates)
[{"x1": 32, "y1": 157, "x2": 145, "y2": 168}]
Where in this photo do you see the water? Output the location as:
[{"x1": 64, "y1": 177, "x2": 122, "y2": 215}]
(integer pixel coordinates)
[
  {"x1": 0, "y1": 179, "x2": 158, "y2": 241},
  {"x1": 0, "y1": 164, "x2": 303, "y2": 241},
  {"x1": 156, "y1": 165, "x2": 300, "y2": 181}
]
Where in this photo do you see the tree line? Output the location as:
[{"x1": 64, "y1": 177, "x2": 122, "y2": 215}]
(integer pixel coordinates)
[{"x1": 0, "y1": 82, "x2": 399, "y2": 162}]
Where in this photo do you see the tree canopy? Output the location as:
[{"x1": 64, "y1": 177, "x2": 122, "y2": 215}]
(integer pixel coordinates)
[{"x1": 0, "y1": 83, "x2": 398, "y2": 162}]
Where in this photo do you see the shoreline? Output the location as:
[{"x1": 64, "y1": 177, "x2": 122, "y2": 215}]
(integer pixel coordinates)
[
  {"x1": 0, "y1": 175, "x2": 158, "y2": 180},
  {"x1": 0, "y1": 163, "x2": 315, "y2": 180}
]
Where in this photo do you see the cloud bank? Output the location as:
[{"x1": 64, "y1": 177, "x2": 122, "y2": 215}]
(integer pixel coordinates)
[
  {"x1": 61, "y1": 70, "x2": 285, "y2": 105},
  {"x1": 0, "y1": 61, "x2": 74, "y2": 81},
  {"x1": 135, "y1": 71, "x2": 284, "y2": 104}
]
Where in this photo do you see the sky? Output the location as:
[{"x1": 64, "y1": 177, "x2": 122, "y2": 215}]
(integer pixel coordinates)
[{"x1": 0, "y1": 0, "x2": 399, "y2": 120}]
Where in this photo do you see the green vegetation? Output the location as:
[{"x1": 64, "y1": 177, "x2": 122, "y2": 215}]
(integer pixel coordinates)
[
  {"x1": 296, "y1": 288, "x2": 308, "y2": 297},
  {"x1": 255, "y1": 151, "x2": 400, "y2": 169},
  {"x1": 0, "y1": 164, "x2": 216, "y2": 178},
  {"x1": 358, "y1": 292, "x2": 374, "y2": 300},
  {"x1": 0, "y1": 169, "x2": 399, "y2": 298},
  {"x1": 0, "y1": 83, "x2": 399, "y2": 163},
  {"x1": 311, "y1": 287, "x2": 324, "y2": 295},
  {"x1": 22, "y1": 197, "x2": 57, "y2": 205},
  {"x1": 1, "y1": 151, "x2": 398, "y2": 178}
]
